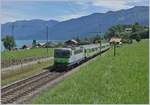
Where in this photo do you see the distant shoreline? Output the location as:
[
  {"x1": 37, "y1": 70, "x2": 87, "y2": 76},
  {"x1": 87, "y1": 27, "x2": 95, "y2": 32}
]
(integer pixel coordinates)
[{"x1": 1, "y1": 40, "x2": 65, "y2": 52}]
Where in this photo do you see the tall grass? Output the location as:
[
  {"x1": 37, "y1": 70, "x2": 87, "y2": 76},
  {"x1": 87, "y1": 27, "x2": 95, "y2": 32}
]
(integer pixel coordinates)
[{"x1": 32, "y1": 40, "x2": 149, "y2": 104}]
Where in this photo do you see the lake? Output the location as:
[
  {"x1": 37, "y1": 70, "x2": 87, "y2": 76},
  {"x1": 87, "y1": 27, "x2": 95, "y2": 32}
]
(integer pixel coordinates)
[{"x1": 1, "y1": 40, "x2": 64, "y2": 52}]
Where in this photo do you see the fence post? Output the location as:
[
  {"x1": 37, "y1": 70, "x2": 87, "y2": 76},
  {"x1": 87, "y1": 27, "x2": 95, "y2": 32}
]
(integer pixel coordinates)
[{"x1": 20, "y1": 59, "x2": 22, "y2": 71}]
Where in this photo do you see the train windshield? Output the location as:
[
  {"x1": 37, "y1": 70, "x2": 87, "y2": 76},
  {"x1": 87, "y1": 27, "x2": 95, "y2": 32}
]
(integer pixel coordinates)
[{"x1": 54, "y1": 49, "x2": 71, "y2": 58}]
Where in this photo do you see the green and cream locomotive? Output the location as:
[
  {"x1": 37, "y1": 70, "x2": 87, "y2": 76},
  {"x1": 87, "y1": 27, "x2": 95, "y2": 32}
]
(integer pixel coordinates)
[{"x1": 54, "y1": 43, "x2": 110, "y2": 71}]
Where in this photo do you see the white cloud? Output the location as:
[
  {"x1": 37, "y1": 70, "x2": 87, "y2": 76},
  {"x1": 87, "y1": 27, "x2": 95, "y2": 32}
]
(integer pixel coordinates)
[
  {"x1": 0, "y1": 12, "x2": 18, "y2": 24},
  {"x1": 90, "y1": 0, "x2": 131, "y2": 10},
  {"x1": 58, "y1": 12, "x2": 89, "y2": 21},
  {"x1": 70, "y1": 0, "x2": 147, "y2": 10},
  {"x1": 1, "y1": 0, "x2": 148, "y2": 23},
  {"x1": 60, "y1": 0, "x2": 148, "y2": 20}
]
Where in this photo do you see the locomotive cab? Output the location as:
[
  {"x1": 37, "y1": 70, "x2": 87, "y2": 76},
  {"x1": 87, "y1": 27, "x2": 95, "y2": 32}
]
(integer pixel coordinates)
[
  {"x1": 54, "y1": 47, "x2": 85, "y2": 71},
  {"x1": 54, "y1": 48, "x2": 72, "y2": 70}
]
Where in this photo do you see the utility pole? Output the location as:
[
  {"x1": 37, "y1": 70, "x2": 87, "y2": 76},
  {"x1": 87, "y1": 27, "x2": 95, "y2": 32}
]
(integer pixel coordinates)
[
  {"x1": 90, "y1": 24, "x2": 102, "y2": 55},
  {"x1": 113, "y1": 42, "x2": 116, "y2": 56},
  {"x1": 46, "y1": 26, "x2": 49, "y2": 57},
  {"x1": 11, "y1": 23, "x2": 15, "y2": 69},
  {"x1": 12, "y1": 23, "x2": 14, "y2": 35},
  {"x1": 98, "y1": 24, "x2": 102, "y2": 56},
  {"x1": 12, "y1": 23, "x2": 15, "y2": 38},
  {"x1": 99, "y1": 35, "x2": 102, "y2": 56},
  {"x1": 12, "y1": 23, "x2": 15, "y2": 50}
]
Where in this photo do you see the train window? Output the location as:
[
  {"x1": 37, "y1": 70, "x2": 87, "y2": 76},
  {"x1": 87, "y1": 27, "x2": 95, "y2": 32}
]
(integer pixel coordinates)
[
  {"x1": 102, "y1": 46, "x2": 105, "y2": 48},
  {"x1": 54, "y1": 49, "x2": 71, "y2": 58},
  {"x1": 92, "y1": 48, "x2": 95, "y2": 51},
  {"x1": 92, "y1": 48, "x2": 94, "y2": 51},
  {"x1": 74, "y1": 49, "x2": 83, "y2": 55}
]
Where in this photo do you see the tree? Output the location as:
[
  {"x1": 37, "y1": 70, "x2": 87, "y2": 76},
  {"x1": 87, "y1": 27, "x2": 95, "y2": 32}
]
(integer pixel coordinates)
[
  {"x1": 55, "y1": 42, "x2": 64, "y2": 47},
  {"x1": 74, "y1": 36, "x2": 81, "y2": 43},
  {"x1": 135, "y1": 34, "x2": 141, "y2": 42},
  {"x1": 80, "y1": 37, "x2": 90, "y2": 45},
  {"x1": 32, "y1": 40, "x2": 36, "y2": 48},
  {"x1": 132, "y1": 22, "x2": 144, "y2": 33},
  {"x1": 105, "y1": 24, "x2": 129, "y2": 39},
  {"x1": 130, "y1": 22, "x2": 146, "y2": 41},
  {"x1": 93, "y1": 35, "x2": 101, "y2": 43},
  {"x1": 3, "y1": 36, "x2": 16, "y2": 51},
  {"x1": 121, "y1": 32, "x2": 133, "y2": 44}
]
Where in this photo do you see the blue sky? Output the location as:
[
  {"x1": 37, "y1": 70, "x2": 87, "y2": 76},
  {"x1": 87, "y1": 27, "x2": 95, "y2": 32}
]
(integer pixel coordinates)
[{"x1": 1, "y1": 0, "x2": 149, "y2": 23}]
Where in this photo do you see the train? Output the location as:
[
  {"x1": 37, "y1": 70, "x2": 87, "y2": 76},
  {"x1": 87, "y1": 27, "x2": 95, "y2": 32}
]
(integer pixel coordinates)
[{"x1": 54, "y1": 43, "x2": 110, "y2": 71}]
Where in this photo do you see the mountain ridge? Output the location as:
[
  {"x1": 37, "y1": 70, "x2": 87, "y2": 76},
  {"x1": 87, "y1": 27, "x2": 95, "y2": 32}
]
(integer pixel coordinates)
[{"x1": 1, "y1": 6, "x2": 149, "y2": 40}]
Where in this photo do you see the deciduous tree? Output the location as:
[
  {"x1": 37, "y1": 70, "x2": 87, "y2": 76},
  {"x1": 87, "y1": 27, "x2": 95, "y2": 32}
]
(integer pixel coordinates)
[{"x1": 3, "y1": 36, "x2": 16, "y2": 51}]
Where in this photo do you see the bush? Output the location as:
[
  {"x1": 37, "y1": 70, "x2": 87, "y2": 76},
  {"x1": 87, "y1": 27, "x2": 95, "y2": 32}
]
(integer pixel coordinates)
[{"x1": 122, "y1": 38, "x2": 133, "y2": 44}]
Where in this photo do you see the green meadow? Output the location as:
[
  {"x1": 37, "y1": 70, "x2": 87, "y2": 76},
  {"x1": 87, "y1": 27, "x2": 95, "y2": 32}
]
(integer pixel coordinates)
[
  {"x1": 1, "y1": 48, "x2": 54, "y2": 60},
  {"x1": 32, "y1": 39, "x2": 149, "y2": 104}
]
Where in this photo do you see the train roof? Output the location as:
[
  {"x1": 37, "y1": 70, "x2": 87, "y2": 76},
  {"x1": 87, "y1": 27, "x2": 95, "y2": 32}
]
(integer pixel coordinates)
[
  {"x1": 102, "y1": 43, "x2": 110, "y2": 46},
  {"x1": 55, "y1": 46, "x2": 83, "y2": 51},
  {"x1": 81, "y1": 44, "x2": 100, "y2": 49},
  {"x1": 55, "y1": 43, "x2": 109, "y2": 51},
  {"x1": 55, "y1": 48, "x2": 72, "y2": 51}
]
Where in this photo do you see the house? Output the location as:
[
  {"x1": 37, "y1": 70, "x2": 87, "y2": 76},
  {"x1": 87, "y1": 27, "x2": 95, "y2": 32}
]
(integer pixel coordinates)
[
  {"x1": 22, "y1": 45, "x2": 32, "y2": 49},
  {"x1": 65, "y1": 39, "x2": 78, "y2": 46},
  {"x1": 109, "y1": 37, "x2": 122, "y2": 45},
  {"x1": 37, "y1": 42, "x2": 46, "y2": 48},
  {"x1": 12, "y1": 47, "x2": 18, "y2": 51}
]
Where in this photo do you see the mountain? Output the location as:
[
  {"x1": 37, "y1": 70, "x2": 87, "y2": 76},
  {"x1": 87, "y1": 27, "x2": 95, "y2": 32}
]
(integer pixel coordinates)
[
  {"x1": 1, "y1": 19, "x2": 59, "y2": 39},
  {"x1": 1, "y1": 6, "x2": 149, "y2": 40}
]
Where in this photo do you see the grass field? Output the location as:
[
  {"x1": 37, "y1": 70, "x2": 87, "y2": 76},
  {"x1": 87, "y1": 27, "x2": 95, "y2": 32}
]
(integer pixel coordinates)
[
  {"x1": 32, "y1": 39, "x2": 149, "y2": 104},
  {"x1": 2, "y1": 60, "x2": 53, "y2": 86},
  {"x1": 1, "y1": 48, "x2": 53, "y2": 60}
]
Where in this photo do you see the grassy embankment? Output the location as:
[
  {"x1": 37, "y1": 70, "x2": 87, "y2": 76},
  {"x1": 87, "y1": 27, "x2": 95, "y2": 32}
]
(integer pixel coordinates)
[
  {"x1": 33, "y1": 39, "x2": 149, "y2": 104},
  {"x1": 1, "y1": 48, "x2": 53, "y2": 60},
  {"x1": 1, "y1": 48, "x2": 54, "y2": 86},
  {"x1": 2, "y1": 60, "x2": 53, "y2": 86}
]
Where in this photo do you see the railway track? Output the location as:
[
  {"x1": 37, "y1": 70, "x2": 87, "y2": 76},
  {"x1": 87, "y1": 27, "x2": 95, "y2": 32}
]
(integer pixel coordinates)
[
  {"x1": 1, "y1": 48, "x2": 110, "y2": 104},
  {"x1": 1, "y1": 70, "x2": 65, "y2": 104}
]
